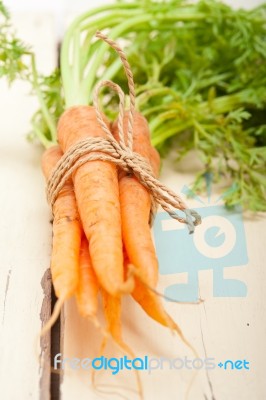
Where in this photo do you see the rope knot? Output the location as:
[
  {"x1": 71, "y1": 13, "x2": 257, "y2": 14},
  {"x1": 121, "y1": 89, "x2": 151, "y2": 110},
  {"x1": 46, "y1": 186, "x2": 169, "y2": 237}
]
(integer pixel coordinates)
[{"x1": 117, "y1": 147, "x2": 135, "y2": 165}]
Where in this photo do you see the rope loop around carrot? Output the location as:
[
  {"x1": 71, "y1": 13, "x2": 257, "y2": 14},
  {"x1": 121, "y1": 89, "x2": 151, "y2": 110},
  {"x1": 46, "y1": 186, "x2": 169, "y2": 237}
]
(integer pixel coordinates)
[
  {"x1": 46, "y1": 135, "x2": 200, "y2": 232},
  {"x1": 46, "y1": 31, "x2": 201, "y2": 233}
]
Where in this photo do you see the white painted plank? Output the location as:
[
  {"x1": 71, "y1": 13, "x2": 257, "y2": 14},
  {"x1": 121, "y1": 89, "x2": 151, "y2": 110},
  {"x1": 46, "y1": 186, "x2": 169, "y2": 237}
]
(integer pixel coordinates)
[{"x1": 0, "y1": 13, "x2": 57, "y2": 400}]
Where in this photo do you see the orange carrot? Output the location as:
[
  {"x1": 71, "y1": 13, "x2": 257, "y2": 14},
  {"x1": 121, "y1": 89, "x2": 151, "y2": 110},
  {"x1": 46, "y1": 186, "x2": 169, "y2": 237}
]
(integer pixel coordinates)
[
  {"x1": 113, "y1": 112, "x2": 194, "y2": 351},
  {"x1": 112, "y1": 111, "x2": 160, "y2": 288},
  {"x1": 75, "y1": 236, "x2": 99, "y2": 324},
  {"x1": 57, "y1": 106, "x2": 133, "y2": 297},
  {"x1": 128, "y1": 264, "x2": 196, "y2": 354},
  {"x1": 102, "y1": 290, "x2": 125, "y2": 346},
  {"x1": 41, "y1": 145, "x2": 82, "y2": 332}
]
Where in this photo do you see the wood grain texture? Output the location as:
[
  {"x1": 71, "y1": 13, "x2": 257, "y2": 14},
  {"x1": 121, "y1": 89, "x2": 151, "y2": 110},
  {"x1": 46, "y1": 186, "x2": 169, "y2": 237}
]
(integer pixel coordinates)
[{"x1": 39, "y1": 269, "x2": 52, "y2": 400}]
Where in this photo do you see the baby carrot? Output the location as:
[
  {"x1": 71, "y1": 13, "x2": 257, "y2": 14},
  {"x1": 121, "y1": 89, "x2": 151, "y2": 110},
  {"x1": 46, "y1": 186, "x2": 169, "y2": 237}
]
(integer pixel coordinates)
[
  {"x1": 112, "y1": 111, "x2": 160, "y2": 288},
  {"x1": 75, "y1": 236, "x2": 99, "y2": 325},
  {"x1": 131, "y1": 267, "x2": 196, "y2": 354},
  {"x1": 41, "y1": 145, "x2": 82, "y2": 332},
  {"x1": 57, "y1": 105, "x2": 132, "y2": 297}
]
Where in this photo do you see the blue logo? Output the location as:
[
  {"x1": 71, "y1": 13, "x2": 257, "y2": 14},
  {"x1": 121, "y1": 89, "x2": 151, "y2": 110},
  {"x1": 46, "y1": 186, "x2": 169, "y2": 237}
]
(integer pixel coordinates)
[{"x1": 153, "y1": 185, "x2": 248, "y2": 302}]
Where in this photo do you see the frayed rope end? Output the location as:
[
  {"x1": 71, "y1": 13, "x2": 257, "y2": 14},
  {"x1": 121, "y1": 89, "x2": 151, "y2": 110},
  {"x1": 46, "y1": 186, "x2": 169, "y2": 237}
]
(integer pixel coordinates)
[{"x1": 184, "y1": 209, "x2": 202, "y2": 234}]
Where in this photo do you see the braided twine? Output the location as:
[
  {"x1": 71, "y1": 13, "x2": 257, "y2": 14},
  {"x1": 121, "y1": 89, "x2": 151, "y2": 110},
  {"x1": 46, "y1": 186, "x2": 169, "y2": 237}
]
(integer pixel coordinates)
[{"x1": 46, "y1": 31, "x2": 201, "y2": 234}]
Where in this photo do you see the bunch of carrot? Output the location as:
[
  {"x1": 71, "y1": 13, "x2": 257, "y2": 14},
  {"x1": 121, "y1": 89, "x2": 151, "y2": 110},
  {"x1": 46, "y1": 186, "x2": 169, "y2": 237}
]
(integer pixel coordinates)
[
  {"x1": 0, "y1": 3, "x2": 197, "y2": 396},
  {"x1": 35, "y1": 29, "x2": 199, "y2": 399},
  {"x1": 41, "y1": 103, "x2": 191, "y2": 342},
  {"x1": 38, "y1": 34, "x2": 200, "y2": 390}
]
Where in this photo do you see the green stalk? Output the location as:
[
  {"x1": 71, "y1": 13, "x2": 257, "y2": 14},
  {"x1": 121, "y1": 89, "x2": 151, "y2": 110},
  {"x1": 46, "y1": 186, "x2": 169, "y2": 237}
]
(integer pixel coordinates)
[
  {"x1": 193, "y1": 120, "x2": 216, "y2": 142},
  {"x1": 80, "y1": 9, "x2": 142, "y2": 33},
  {"x1": 141, "y1": 104, "x2": 171, "y2": 117},
  {"x1": 198, "y1": 90, "x2": 255, "y2": 114},
  {"x1": 31, "y1": 122, "x2": 53, "y2": 149},
  {"x1": 149, "y1": 110, "x2": 181, "y2": 132},
  {"x1": 79, "y1": 13, "x2": 137, "y2": 72},
  {"x1": 80, "y1": 14, "x2": 154, "y2": 104},
  {"x1": 60, "y1": 3, "x2": 139, "y2": 105},
  {"x1": 152, "y1": 121, "x2": 193, "y2": 146},
  {"x1": 136, "y1": 87, "x2": 180, "y2": 108},
  {"x1": 73, "y1": 28, "x2": 81, "y2": 102}
]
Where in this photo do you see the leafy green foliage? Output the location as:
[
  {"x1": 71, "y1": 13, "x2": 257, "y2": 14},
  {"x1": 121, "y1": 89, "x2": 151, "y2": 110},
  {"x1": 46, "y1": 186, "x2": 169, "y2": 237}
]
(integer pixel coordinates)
[
  {"x1": 100, "y1": 0, "x2": 266, "y2": 210},
  {"x1": 0, "y1": 1, "x2": 58, "y2": 145},
  {"x1": 0, "y1": 1, "x2": 30, "y2": 83},
  {"x1": 28, "y1": 69, "x2": 64, "y2": 146}
]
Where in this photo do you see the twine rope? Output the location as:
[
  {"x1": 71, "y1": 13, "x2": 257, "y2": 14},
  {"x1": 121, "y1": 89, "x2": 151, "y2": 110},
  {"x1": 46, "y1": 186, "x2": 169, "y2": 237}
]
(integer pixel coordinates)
[{"x1": 46, "y1": 31, "x2": 201, "y2": 233}]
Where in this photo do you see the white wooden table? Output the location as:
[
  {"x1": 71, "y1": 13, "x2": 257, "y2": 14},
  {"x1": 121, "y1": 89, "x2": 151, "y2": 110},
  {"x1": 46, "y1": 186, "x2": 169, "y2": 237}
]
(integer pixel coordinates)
[{"x1": 0, "y1": 9, "x2": 265, "y2": 400}]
